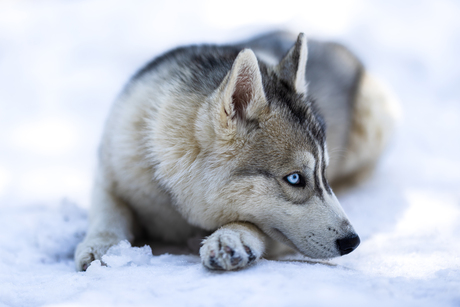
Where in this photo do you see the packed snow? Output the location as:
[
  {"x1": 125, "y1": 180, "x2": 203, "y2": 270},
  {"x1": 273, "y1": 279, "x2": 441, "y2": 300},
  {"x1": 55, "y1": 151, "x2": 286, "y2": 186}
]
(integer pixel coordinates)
[{"x1": 1, "y1": 0, "x2": 459, "y2": 306}]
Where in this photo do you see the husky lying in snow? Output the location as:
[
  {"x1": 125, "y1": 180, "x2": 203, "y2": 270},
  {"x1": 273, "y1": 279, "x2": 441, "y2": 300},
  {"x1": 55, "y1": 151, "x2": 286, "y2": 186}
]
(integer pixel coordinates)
[{"x1": 75, "y1": 31, "x2": 398, "y2": 271}]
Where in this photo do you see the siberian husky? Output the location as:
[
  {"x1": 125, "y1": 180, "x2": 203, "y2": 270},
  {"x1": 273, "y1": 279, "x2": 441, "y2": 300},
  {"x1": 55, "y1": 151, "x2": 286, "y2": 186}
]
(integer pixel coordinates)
[{"x1": 75, "y1": 31, "x2": 398, "y2": 271}]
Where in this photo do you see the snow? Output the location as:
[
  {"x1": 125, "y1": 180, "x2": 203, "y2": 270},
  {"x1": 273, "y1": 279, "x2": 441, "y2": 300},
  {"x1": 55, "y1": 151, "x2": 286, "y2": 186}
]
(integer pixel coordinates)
[{"x1": 1, "y1": 0, "x2": 460, "y2": 306}]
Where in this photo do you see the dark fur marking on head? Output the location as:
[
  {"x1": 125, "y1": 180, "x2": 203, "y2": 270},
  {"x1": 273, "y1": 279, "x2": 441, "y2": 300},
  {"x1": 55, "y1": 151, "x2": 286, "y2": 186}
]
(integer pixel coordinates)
[
  {"x1": 313, "y1": 163, "x2": 324, "y2": 200},
  {"x1": 321, "y1": 153, "x2": 332, "y2": 195},
  {"x1": 259, "y1": 66, "x2": 310, "y2": 125},
  {"x1": 258, "y1": 66, "x2": 327, "y2": 149},
  {"x1": 308, "y1": 97, "x2": 327, "y2": 142}
]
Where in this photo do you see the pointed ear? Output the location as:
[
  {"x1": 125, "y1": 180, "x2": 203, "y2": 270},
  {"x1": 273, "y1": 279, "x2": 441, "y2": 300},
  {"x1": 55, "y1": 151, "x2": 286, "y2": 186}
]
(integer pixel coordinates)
[
  {"x1": 218, "y1": 49, "x2": 266, "y2": 129},
  {"x1": 277, "y1": 33, "x2": 308, "y2": 94}
]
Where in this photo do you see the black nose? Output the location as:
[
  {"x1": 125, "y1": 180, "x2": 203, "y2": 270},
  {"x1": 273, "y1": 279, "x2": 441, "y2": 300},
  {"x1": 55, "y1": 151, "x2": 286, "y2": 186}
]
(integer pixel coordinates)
[{"x1": 336, "y1": 234, "x2": 360, "y2": 256}]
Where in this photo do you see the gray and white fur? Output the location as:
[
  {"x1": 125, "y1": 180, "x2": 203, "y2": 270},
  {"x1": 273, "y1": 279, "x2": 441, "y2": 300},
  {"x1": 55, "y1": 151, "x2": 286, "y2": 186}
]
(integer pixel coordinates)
[{"x1": 75, "y1": 31, "x2": 399, "y2": 271}]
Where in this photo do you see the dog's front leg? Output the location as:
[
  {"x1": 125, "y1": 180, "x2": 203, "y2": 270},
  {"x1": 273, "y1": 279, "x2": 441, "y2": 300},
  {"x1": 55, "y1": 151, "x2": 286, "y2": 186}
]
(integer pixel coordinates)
[
  {"x1": 74, "y1": 182, "x2": 136, "y2": 271},
  {"x1": 200, "y1": 222, "x2": 266, "y2": 270}
]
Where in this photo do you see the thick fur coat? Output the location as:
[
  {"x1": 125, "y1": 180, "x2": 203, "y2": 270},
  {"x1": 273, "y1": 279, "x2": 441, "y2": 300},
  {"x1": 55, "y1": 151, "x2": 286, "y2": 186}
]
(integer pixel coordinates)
[{"x1": 75, "y1": 32, "x2": 399, "y2": 271}]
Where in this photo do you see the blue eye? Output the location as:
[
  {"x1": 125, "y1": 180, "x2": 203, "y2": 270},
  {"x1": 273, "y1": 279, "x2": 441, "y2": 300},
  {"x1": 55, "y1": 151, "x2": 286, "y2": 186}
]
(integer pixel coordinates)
[
  {"x1": 287, "y1": 173, "x2": 299, "y2": 184},
  {"x1": 284, "y1": 173, "x2": 305, "y2": 187}
]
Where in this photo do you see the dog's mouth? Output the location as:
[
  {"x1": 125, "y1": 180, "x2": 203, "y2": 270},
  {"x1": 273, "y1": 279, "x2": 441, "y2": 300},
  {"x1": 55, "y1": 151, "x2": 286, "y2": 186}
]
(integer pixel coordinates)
[
  {"x1": 271, "y1": 228, "x2": 300, "y2": 252},
  {"x1": 272, "y1": 228, "x2": 341, "y2": 259}
]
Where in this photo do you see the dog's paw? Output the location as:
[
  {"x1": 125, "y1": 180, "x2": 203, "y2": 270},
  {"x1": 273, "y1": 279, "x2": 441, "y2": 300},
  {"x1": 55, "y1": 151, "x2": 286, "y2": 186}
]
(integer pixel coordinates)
[
  {"x1": 200, "y1": 228, "x2": 262, "y2": 271},
  {"x1": 74, "y1": 237, "x2": 120, "y2": 271}
]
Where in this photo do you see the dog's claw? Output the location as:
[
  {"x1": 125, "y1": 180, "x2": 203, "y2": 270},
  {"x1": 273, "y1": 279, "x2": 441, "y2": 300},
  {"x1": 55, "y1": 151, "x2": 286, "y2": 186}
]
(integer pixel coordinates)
[
  {"x1": 230, "y1": 255, "x2": 242, "y2": 266},
  {"x1": 224, "y1": 246, "x2": 233, "y2": 256},
  {"x1": 209, "y1": 255, "x2": 223, "y2": 270},
  {"x1": 244, "y1": 245, "x2": 256, "y2": 263}
]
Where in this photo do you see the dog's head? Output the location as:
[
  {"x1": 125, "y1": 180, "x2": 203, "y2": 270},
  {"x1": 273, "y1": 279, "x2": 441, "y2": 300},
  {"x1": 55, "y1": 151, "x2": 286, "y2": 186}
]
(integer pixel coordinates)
[{"x1": 204, "y1": 33, "x2": 359, "y2": 259}]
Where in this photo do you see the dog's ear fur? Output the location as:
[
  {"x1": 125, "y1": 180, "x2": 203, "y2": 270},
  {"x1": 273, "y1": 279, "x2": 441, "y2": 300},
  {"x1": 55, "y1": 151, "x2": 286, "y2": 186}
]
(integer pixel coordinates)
[
  {"x1": 217, "y1": 49, "x2": 267, "y2": 131},
  {"x1": 277, "y1": 33, "x2": 308, "y2": 95}
]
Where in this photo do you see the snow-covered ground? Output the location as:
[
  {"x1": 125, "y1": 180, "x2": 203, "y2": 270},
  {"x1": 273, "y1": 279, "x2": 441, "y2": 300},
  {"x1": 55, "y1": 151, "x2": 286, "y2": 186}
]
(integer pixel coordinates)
[{"x1": 1, "y1": 0, "x2": 460, "y2": 306}]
